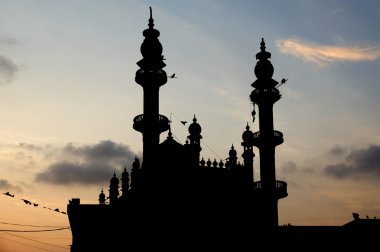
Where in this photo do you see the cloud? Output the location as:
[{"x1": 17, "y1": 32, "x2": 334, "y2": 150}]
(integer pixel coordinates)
[
  {"x1": 35, "y1": 161, "x2": 115, "y2": 185},
  {"x1": 328, "y1": 145, "x2": 348, "y2": 157},
  {"x1": 0, "y1": 55, "x2": 18, "y2": 85},
  {"x1": 282, "y1": 161, "x2": 298, "y2": 174},
  {"x1": 35, "y1": 140, "x2": 136, "y2": 186},
  {"x1": 325, "y1": 145, "x2": 380, "y2": 179},
  {"x1": 276, "y1": 38, "x2": 380, "y2": 66},
  {"x1": 0, "y1": 179, "x2": 22, "y2": 192}
]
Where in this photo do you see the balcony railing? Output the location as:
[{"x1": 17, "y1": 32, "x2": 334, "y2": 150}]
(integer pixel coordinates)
[
  {"x1": 133, "y1": 114, "x2": 170, "y2": 133},
  {"x1": 253, "y1": 180, "x2": 288, "y2": 199},
  {"x1": 250, "y1": 87, "x2": 281, "y2": 103},
  {"x1": 252, "y1": 130, "x2": 283, "y2": 146}
]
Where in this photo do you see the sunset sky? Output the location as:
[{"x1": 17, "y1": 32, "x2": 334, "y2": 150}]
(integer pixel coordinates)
[{"x1": 1, "y1": 1, "x2": 380, "y2": 251}]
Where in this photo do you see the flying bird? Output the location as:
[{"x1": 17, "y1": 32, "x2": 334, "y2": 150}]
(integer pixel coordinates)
[
  {"x1": 169, "y1": 73, "x2": 177, "y2": 78},
  {"x1": 21, "y1": 199, "x2": 32, "y2": 205},
  {"x1": 181, "y1": 121, "x2": 187, "y2": 125},
  {"x1": 33, "y1": 203, "x2": 39, "y2": 207},
  {"x1": 54, "y1": 208, "x2": 60, "y2": 212},
  {"x1": 3, "y1": 192, "x2": 14, "y2": 197}
]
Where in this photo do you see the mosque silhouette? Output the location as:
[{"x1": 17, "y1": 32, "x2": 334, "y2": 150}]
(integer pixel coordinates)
[{"x1": 67, "y1": 8, "x2": 379, "y2": 251}]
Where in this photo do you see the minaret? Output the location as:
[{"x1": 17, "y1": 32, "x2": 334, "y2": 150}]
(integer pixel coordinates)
[
  {"x1": 241, "y1": 123, "x2": 255, "y2": 182},
  {"x1": 121, "y1": 167, "x2": 130, "y2": 197},
  {"x1": 250, "y1": 39, "x2": 287, "y2": 228},
  {"x1": 187, "y1": 115, "x2": 202, "y2": 166},
  {"x1": 109, "y1": 172, "x2": 119, "y2": 205},
  {"x1": 133, "y1": 7, "x2": 170, "y2": 168}
]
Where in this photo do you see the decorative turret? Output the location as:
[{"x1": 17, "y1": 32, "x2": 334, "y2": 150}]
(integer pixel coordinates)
[
  {"x1": 249, "y1": 39, "x2": 287, "y2": 229},
  {"x1": 130, "y1": 157, "x2": 141, "y2": 191},
  {"x1": 228, "y1": 144, "x2": 238, "y2": 167},
  {"x1": 133, "y1": 7, "x2": 170, "y2": 169},
  {"x1": 98, "y1": 189, "x2": 106, "y2": 205},
  {"x1": 187, "y1": 115, "x2": 202, "y2": 166},
  {"x1": 109, "y1": 172, "x2": 119, "y2": 205},
  {"x1": 241, "y1": 123, "x2": 255, "y2": 182},
  {"x1": 121, "y1": 167, "x2": 130, "y2": 197}
]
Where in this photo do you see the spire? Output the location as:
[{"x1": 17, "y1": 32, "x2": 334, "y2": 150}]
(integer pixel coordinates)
[
  {"x1": 148, "y1": 6, "x2": 154, "y2": 29},
  {"x1": 256, "y1": 38, "x2": 271, "y2": 61}
]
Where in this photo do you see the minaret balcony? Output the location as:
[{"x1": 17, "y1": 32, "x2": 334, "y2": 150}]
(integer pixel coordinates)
[
  {"x1": 135, "y1": 69, "x2": 167, "y2": 87},
  {"x1": 133, "y1": 114, "x2": 170, "y2": 133},
  {"x1": 253, "y1": 180, "x2": 288, "y2": 199},
  {"x1": 250, "y1": 87, "x2": 281, "y2": 104},
  {"x1": 252, "y1": 130, "x2": 283, "y2": 147}
]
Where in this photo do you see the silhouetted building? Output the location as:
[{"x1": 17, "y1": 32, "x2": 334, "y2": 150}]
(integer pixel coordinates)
[{"x1": 68, "y1": 8, "x2": 379, "y2": 251}]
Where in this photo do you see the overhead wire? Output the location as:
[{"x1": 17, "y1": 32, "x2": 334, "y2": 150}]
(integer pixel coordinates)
[
  {"x1": 0, "y1": 235, "x2": 57, "y2": 252},
  {"x1": 1, "y1": 231, "x2": 69, "y2": 250}
]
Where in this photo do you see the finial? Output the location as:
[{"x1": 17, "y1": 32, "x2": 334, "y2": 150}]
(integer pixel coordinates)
[
  {"x1": 246, "y1": 122, "x2": 250, "y2": 131},
  {"x1": 260, "y1": 38, "x2": 266, "y2": 52},
  {"x1": 148, "y1": 6, "x2": 154, "y2": 29},
  {"x1": 193, "y1": 114, "x2": 197, "y2": 122},
  {"x1": 231, "y1": 144, "x2": 234, "y2": 149},
  {"x1": 113, "y1": 171, "x2": 116, "y2": 177},
  {"x1": 256, "y1": 37, "x2": 271, "y2": 61}
]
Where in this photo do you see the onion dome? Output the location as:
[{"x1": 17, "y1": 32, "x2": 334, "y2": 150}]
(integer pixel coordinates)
[
  {"x1": 188, "y1": 115, "x2": 202, "y2": 136},
  {"x1": 137, "y1": 7, "x2": 165, "y2": 70},
  {"x1": 206, "y1": 158, "x2": 212, "y2": 167},
  {"x1": 218, "y1": 160, "x2": 224, "y2": 168},
  {"x1": 242, "y1": 123, "x2": 255, "y2": 146},
  {"x1": 200, "y1": 157, "x2": 206, "y2": 166},
  {"x1": 229, "y1": 144, "x2": 237, "y2": 158},
  {"x1": 254, "y1": 38, "x2": 274, "y2": 80},
  {"x1": 98, "y1": 189, "x2": 106, "y2": 204},
  {"x1": 110, "y1": 171, "x2": 119, "y2": 185},
  {"x1": 213, "y1": 159, "x2": 218, "y2": 168}
]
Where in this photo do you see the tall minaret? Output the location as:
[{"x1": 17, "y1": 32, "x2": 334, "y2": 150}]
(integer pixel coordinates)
[
  {"x1": 250, "y1": 39, "x2": 287, "y2": 228},
  {"x1": 133, "y1": 7, "x2": 170, "y2": 168}
]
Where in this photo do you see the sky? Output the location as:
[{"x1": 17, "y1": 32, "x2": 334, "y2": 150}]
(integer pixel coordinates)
[{"x1": 0, "y1": 0, "x2": 380, "y2": 251}]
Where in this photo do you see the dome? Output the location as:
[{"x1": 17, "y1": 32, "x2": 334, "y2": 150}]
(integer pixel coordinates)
[
  {"x1": 110, "y1": 172, "x2": 119, "y2": 185},
  {"x1": 254, "y1": 38, "x2": 274, "y2": 80},
  {"x1": 98, "y1": 189, "x2": 106, "y2": 204},
  {"x1": 229, "y1": 145, "x2": 237, "y2": 157},
  {"x1": 188, "y1": 115, "x2": 202, "y2": 135},
  {"x1": 242, "y1": 124, "x2": 255, "y2": 145}
]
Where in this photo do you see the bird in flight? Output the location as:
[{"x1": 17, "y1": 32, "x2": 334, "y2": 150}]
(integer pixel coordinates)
[
  {"x1": 181, "y1": 121, "x2": 187, "y2": 125},
  {"x1": 3, "y1": 192, "x2": 14, "y2": 197},
  {"x1": 281, "y1": 78, "x2": 288, "y2": 84},
  {"x1": 169, "y1": 73, "x2": 177, "y2": 78},
  {"x1": 21, "y1": 199, "x2": 32, "y2": 205}
]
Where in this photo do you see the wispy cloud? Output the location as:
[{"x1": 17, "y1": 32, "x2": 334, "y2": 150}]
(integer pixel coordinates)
[{"x1": 276, "y1": 38, "x2": 380, "y2": 66}]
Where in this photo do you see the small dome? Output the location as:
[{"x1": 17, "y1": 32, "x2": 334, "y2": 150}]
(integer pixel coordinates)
[
  {"x1": 188, "y1": 115, "x2": 202, "y2": 135},
  {"x1": 98, "y1": 189, "x2": 106, "y2": 204},
  {"x1": 242, "y1": 123, "x2": 255, "y2": 145},
  {"x1": 99, "y1": 189, "x2": 105, "y2": 199},
  {"x1": 110, "y1": 172, "x2": 119, "y2": 185},
  {"x1": 229, "y1": 144, "x2": 237, "y2": 157}
]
